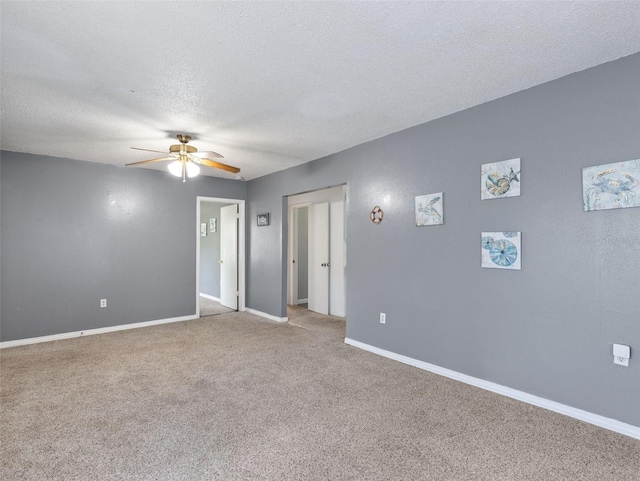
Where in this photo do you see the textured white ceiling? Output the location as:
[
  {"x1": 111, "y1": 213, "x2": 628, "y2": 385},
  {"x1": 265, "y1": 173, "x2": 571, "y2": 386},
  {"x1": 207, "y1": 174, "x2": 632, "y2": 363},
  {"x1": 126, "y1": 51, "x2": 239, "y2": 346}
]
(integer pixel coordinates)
[{"x1": 2, "y1": 1, "x2": 640, "y2": 180}]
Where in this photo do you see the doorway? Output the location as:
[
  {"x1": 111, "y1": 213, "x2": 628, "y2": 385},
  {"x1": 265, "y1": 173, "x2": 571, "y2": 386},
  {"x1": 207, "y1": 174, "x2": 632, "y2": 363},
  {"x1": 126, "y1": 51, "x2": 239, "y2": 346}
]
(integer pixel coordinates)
[
  {"x1": 291, "y1": 206, "x2": 309, "y2": 306},
  {"x1": 196, "y1": 197, "x2": 245, "y2": 318},
  {"x1": 287, "y1": 185, "x2": 346, "y2": 323}
]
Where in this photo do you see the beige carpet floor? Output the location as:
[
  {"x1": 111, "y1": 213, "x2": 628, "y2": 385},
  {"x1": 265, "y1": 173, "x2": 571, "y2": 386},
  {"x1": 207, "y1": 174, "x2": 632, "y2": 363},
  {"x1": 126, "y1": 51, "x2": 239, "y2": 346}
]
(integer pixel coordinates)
[
  {"x1": 1, "y1": 311, "x2": 638, "y2": 480},
  {"x1": 287, "y1": 304, "x2": 345, "y2": 338},
  {"x1": 200, "y1": 296, "x2": 234, "y2": 317}
]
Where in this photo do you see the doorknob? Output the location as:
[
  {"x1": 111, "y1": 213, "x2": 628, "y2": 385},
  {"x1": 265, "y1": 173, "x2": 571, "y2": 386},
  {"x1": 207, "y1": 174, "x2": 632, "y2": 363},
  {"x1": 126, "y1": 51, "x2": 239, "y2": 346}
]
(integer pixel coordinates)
[
  {"x1": 219, "y1": 260, "x2": 223, "y2": 264},
  {"x1": 326, "y1": 262, "x2": 331, "y2": 267}
]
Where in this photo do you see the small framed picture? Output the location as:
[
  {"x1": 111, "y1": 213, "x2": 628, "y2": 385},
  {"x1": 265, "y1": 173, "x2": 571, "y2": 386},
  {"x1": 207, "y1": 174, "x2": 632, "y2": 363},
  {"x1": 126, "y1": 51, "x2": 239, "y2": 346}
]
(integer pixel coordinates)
[
  {"x1": 257, "y1": 213, "x2": 270, "y2": 226},
  {"x1": 481, "y1": 231, "x2": 521, "y2": 270},
  {"x1": 415, "y1": 192, "x2": 444, "y2": 226},
  {"x1": 481, "y1": 157, "x2": 521, "y2": 200},
  {"x1": 209, "y1": 218, "x2": 217, "y2": 233},
  {"x1": 200, "y1": 223, "x2": 207, "y2": 237}
]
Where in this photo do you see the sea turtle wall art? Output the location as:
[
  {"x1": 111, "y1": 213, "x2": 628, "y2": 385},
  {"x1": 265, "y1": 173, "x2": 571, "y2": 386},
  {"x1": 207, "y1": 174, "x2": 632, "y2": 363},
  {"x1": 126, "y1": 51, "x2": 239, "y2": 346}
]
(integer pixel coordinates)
[
  {"x1": 582, "y1": 159, "x2": 640, "y2": 212},
  {"x1": 415, "y1": 192, "x2": 444, "y2": 226},
  {"x1": 481, "y1": 232, "x2": 521, "y2": 270},
  {"x1": 481, "y1": 158, "x2": 521, "y2": 200}
]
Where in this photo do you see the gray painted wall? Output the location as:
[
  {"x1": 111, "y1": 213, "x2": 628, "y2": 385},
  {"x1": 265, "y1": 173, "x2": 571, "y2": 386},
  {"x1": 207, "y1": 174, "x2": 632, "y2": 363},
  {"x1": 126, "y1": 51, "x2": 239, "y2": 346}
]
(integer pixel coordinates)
[
  {"x1": 199, "y1": 202, "x2": 224, "y2": 298},
  {"x1": 246, "y1": 53, "x2": 640, "y2": 427},
  {"x1": 0, "y1": 152, "x2": 246, "y2": 341},
  {"x1": 297, "y1": 206, "x2": 308, "y2": 301}
]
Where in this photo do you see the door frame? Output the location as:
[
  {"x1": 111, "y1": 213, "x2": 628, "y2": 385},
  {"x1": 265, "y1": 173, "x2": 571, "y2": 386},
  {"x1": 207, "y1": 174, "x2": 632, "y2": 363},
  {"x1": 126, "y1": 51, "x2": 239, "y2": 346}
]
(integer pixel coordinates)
[
  {"x1": 287, "y1": 202, "x2": 311, "y2": 306},
  {"x1": 196, "y1": 196, "x2": 246, "y2": 317},
  {"x1": 287, "y1": 185, "x2": 347, "y2": 315}
]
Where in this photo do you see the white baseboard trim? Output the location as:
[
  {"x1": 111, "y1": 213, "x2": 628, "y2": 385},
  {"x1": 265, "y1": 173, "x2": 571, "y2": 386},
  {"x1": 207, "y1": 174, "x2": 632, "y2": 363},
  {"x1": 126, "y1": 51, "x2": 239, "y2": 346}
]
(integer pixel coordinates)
[
  {"x1": 1, "y1": 314, "x2": 198, "y2": 349},
  {"x1": 344, "y1": 338, "x2": 640, "y2": 440},
  {"x1": 199, "y1": 293, "x2": 221, "y2": 302},
  {"x1": 244, "y1": 308, "x2": 288, "y2": 323},
  {"x1": 296, "y1": 298, "x2": 308, "y2": 304}
]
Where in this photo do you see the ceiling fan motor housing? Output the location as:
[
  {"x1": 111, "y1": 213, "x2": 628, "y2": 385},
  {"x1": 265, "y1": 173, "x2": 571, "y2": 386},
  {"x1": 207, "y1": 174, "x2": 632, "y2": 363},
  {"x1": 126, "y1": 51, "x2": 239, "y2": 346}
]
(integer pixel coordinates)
[{"x1": 170, "y1": 144, "x2": 197, "y2": 154}]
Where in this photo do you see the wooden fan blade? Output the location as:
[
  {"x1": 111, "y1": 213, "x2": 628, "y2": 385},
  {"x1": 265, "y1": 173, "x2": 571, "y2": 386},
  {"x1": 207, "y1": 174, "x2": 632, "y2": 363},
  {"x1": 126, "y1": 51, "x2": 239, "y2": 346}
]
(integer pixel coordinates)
[
  {"x1": 131, "y1": 147, "x2": 169, "y2": 154},
  {"x1": 197, "y1": 158, "x2": 240, "y2": 174},
  {"x1": 126, "y1": 157, "x2": 173, "y2": 166},
  {"x1": 193, "y1": 150, "x2": 224, "y2": 159}
]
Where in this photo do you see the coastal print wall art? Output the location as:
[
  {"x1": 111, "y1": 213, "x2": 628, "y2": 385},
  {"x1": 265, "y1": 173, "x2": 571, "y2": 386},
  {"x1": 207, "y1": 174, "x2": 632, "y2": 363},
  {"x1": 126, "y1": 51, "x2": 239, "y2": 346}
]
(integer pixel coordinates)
[
  {"x1": 415, "y1": 193, "x2": 443, "y2": 226},
  {"x1": 482, "y1": 232, "x2": 521, "y2": 270},
  {"x1": 481, "y1": 158, "x2": 521, "y2": 200},
  {"x1": 582, "y1": 159, "x2": 640, "y2": 211}
]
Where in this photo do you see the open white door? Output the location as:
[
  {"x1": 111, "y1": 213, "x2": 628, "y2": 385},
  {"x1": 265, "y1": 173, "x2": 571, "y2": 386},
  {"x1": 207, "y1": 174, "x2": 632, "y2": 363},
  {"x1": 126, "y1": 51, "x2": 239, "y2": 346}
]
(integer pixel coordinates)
[
  {"x1": 220, "y1": 204, "x2": 238, "y2": 310},
  {"x1": 329, "y1": 200, "x2": 345, "y2": 317},
  {"x1": 308, "y1": 202, "x2": 329, "y2": 315}
]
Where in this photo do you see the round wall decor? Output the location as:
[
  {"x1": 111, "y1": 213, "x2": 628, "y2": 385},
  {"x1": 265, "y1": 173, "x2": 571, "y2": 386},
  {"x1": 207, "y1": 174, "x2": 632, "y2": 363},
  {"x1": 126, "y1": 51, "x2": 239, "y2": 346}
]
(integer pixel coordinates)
[{"x1": 370, "y1": 206, "x2": 383, "y2": 224}]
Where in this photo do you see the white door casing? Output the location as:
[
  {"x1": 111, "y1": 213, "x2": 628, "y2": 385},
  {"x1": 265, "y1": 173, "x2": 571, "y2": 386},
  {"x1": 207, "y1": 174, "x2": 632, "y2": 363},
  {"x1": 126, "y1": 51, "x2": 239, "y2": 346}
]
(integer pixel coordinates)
[{"x1": 220, "y1": 204, "x2": 238, "y2": 310}]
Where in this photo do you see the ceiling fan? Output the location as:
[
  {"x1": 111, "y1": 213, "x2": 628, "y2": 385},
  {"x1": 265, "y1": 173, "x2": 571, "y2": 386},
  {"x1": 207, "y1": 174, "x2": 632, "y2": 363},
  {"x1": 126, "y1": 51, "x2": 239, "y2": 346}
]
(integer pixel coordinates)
[{"x1": 127, "y1": 134, "x2": 240, "y2": 182}]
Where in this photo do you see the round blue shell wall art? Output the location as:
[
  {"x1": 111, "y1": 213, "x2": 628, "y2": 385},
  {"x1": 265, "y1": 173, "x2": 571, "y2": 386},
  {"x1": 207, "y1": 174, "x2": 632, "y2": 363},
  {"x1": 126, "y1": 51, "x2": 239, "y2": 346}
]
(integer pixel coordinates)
[{"x1": 481, "y1": 232, "x2": 521, "y2": 270}]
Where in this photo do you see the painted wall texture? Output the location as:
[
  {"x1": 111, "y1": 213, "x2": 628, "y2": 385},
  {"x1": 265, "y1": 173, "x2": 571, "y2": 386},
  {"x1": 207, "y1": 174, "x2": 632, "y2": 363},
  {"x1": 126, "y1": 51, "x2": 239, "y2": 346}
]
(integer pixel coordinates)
[
  {"x1": 0, "y1": 152, "x2": 246, "y2": 341},
  {"x1": 246, "y1": 53, "x2": 640, "y2": 427}
]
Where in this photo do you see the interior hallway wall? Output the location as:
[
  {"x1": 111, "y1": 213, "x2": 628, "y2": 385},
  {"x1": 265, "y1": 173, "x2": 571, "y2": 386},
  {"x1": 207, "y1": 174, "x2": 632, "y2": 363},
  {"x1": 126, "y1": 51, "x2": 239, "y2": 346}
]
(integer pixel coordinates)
[
  {"x1": 1, "y1": 152, "x2": 246, "y2": 341},
  {"x1": 246, "y1": 53, "x2": 640, "y2": 427},
  {"x1": 297, "y1": 207, "x2": 308, "y2": 302},
  {"x1": 199, "y1": 202, "x2": 224, "y2": 299}
]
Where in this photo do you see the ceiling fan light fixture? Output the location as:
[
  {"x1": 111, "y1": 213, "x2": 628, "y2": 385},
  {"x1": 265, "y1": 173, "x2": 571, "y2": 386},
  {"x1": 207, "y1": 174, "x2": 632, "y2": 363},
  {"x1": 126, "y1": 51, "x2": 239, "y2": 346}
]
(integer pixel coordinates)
[
  {"x1": 128, "y1": 134, "x2": 239, "y2": 180},
  {"x1": 167, "y1": 160, "x2": 183, "y2": 177},
  {"x1": 185, "y1": 160, "x2": 200, "y2": 177},
  {"x1": 168, "y1": 159, "x2": 200, "y2": 181}
]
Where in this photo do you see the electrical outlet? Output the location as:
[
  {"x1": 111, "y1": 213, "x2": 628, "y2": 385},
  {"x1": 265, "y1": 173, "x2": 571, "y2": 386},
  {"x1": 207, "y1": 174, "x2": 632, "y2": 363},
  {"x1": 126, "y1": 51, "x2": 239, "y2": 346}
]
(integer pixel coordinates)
[
  {"x1": 613, "y1": 344, "x2": 630, "y2": 367},
  {"x1": 380, "y1": 312, "x2": 386, "y2": 324},
  {"x1": 614, "y1": 356, "x2": 629, "y2": 367},
  {"x1": 100, "y1": 299, "x2": 107, "y2": 308}
]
